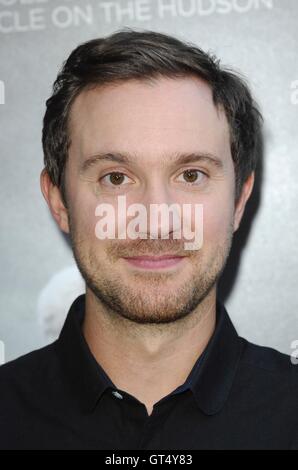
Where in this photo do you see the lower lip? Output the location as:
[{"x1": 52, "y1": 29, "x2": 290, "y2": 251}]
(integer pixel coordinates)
[{"x1": 123, "y1": 256, "x2": 185, "y2": 270}]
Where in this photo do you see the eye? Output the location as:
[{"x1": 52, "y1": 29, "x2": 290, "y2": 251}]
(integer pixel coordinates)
[
  {"x1": 176, "y1": 169, "x2": 206, "y2": 185},
  {"x1": 100, "y1": 172, "x2": 132, "y2": 187}
]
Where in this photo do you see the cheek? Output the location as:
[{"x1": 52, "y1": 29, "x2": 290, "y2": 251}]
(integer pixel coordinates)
[
  {"x1": 201, "y1": 195, "x2": 234, "y2": 246},
  {"x1": 70, "y1": 189, "x2": 101, "y2": 243}
]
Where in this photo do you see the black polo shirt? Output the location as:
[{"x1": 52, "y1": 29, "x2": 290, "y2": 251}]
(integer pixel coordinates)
[{"x1": 0, "y1": 294, "x2": 297, "y2": 450}]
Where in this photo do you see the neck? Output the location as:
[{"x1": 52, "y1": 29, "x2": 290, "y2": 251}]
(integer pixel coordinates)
[{"x1": 82, "y1": 286, "x2": 217, "y2": 416}]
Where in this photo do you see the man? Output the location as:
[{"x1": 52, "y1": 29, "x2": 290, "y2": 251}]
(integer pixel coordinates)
[{"x1": 0, "y1": 28, "x2": 297, "y2": 450}]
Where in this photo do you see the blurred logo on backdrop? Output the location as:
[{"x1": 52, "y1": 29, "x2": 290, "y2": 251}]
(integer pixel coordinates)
[
  {"x1": 36, "y1": 265, "x2": 85, "y2": 341},
  {"x1": 0, "y1": 0, "x2": 274, "y2": 34}
]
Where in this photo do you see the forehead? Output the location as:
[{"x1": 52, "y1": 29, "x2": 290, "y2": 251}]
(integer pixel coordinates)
[{"x1": 68, "y1": 76, "x2": 231, "y2": 165}]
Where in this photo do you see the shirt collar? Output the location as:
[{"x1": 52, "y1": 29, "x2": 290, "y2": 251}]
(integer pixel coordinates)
[
  {"x1": 190, "y1": 299, "x2": 245, "y2": 415},
  {"x1": 55, "y1": 294, "x2": 114, "y2": 412},
  {"x1": 55, "y1": 294, "x2": 244, "y2": 415}
]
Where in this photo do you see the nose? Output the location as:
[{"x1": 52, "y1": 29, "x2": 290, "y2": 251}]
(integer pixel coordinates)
[{"x1": 140, "y1": 180, "x2": 182, "y2": 240}]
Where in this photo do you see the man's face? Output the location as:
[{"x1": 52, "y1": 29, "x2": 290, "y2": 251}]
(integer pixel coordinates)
[{"x1": 64, "y1": 76, "x2": 236, "y2": 324}]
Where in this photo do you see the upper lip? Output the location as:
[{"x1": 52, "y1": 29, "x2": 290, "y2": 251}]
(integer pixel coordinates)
[{"x1": 122, "y1": 254, "x2": 185, "y2": 260}]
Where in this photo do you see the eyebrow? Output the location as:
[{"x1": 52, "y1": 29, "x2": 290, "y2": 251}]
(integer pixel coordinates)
[{"x1": 80, "y1": 150, "x2": 224, "y2": 173}]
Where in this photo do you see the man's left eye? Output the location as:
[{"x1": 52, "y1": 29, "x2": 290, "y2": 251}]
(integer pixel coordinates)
[{"x1": 176, "y1": 169, "x2": 206, "y2": 185}]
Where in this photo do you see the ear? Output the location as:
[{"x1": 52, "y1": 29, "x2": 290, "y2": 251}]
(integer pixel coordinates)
[
  {"x1": 40, "y1": 168, "x2": 70, "y2": 234},
  {"x1": 233, "y1": 172, "x2": 255, "y2": 233}
]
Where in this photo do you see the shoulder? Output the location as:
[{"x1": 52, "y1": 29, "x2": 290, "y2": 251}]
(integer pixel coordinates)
[
  {"x1": 0, "y1": 341, "x2": 69, "y2": 449},
  {"x1": 0, "y1": 341, "x2": 62, "y2": 410},
  {"x1": 0, "y1": 341, "x2": 59, "y2": 381},
  {"x1": 236, "y1": 337, "x2": 298, "y2": 405},
  {"x1": 240, "y1": 338, "x2": 298, "y2": 377}
]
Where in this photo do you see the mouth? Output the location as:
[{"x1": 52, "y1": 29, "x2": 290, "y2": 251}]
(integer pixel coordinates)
[{"x1": 122, "y1": 254, "x2": 186, "y2": 270}]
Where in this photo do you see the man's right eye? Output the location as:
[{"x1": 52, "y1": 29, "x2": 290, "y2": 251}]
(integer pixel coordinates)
[{"x1": 100, "y1": 172, "x2": 132, "y2": 187}]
